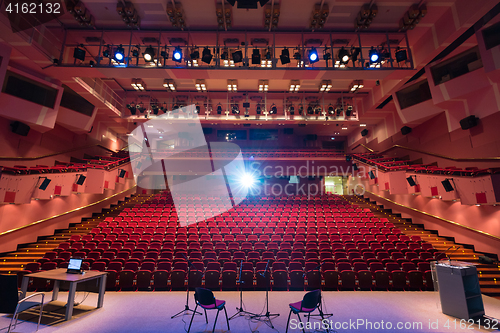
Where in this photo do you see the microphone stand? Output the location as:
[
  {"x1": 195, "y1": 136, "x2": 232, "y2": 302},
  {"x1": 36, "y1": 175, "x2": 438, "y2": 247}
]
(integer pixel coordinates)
[
  {"x1": 171, "y1": 253, "x2": 203, "y2": 318},
  {"x1": 229, "y1": 261, "x2": 259, "y2": 320},
  {"x1": 250, "y1": 260, "x2": 279, "y2": 328},
  {"x1": 303, "y1": 262, "x2": 333, "y2": 319}
]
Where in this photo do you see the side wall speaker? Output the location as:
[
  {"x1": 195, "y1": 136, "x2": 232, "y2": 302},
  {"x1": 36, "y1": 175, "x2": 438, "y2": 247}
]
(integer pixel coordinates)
[
  {"x1": 401, "y1": 126, "x2": 412, "y2": 135},
  {"x1": 459, "y1": 115, "x2": 478, "y2": 130},
  {"x1": 361, "y1": 129, "x2": 369, "y2": 137},
  {"x1": 10, "y1": 121, "x2": 30, "y2": 136}
]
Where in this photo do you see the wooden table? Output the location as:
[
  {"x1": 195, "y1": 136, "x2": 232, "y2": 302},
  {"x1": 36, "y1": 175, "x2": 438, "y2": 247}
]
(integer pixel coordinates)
[{"x1": 20, "y1": 268, "x2": 107, "y2": 320}]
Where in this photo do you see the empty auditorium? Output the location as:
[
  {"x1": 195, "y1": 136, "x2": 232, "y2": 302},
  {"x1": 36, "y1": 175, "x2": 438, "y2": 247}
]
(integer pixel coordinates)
[{"x1": 1, "y1": 0, "x2": 500, "y2": 332}]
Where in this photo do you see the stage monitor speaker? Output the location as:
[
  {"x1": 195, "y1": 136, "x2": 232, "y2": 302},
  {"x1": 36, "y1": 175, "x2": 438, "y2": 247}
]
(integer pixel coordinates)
[
  {"x1": 459, "y1": 115, "x2": 478, "y2": 130},
  {"x1": 361, "y1": 129, "x2": 369, "y2": 137},
  {"x1": 202, "y1": 128, "x2": 213, "y2": 134},
  {"x1": 369, "y1": 171, "x2": 375, "y2": 179},
  {"x1": 10, "y1": 121, "x2": 30, "y2": 136},
  {"x1": 306, "y1": 134, "x2": 317, "y2": 141},
  {"x1": 401, "y1": 126, "x2": 412, "y2": 135},
  {"x1": 76, "y1": 175, "x2": 86, "y2": 185},
  {"x1": 406, "y1": 176, "x2": 416, "y2": 186},
  {"x1": 284, "y1": 128, "x2": 293, "y2": 135},
  {"x1": 39, "y1": 178, "x2": 51, "y2": 190},
  {"x1": 441, "y1": 179, "x2": 454, "y2": 192},
  {"x1": 118, "y1": 169, "x2": 126, "y2": 178}
]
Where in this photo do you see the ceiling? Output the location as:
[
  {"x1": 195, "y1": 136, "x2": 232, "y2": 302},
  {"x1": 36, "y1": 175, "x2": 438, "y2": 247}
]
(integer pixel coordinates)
[{"x1": 3, "y1": 0, "x2": 495, "y2": 140}]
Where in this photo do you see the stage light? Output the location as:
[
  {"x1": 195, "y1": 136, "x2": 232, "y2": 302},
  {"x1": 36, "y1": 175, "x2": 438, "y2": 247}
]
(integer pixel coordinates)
[
  {"x1": 293, "y1": 48, "x2": 301, "y2": 60},
  {"x1": 369, "y1": 47, "x2": 380, "y2": 63},
  {"x1": 232, "y1": 49, "x2": 243, "y2": 63},
  {"x1": 143, "y1": 46, "x2": 155, "y2": 62},
  {"x1": 172, "y1": 46, "x2": 183, "y2": 62},
  {"x1": 395, "y1": 47, "x2": 407, "y2": 62},
  {"x1": 252, "y1": 49, "x2": 261, "y2": 64},
  {"x1": 103, "y1": 45, "x2": 110, "y2": 58},
  {"x1": 323, "y1": 47, "x2": 331, "y2": 61},
  {"x1": 114, "y1": 44, "x2": 125, "y2": 61},
  {"x1": 195, "y1": 104, "x2": 200, "y2": 114},
  {"x1": 239, "y1": 172, "x2": 257, "y2": 188},
  {"x1": 280, "y1": 47, "x2": 290, "y2": 64},
  {"x1": 202, "y1": 47, "x2": 213, "y2": 64},
  {"x1": 151, "y1": 104, "x2": 159, "y2": 115},
  {"x1": 308, "y1": 47, "x2": 319, "y2": 63},
  {"x1": 328, "y1": 104, "x2": 334, "y2": 114},
  {"x1": 351, "y1": 47, "x2": 360, "y2": 62},
  {"x1": 232, "y1": 103, "x2": 240, "y2": 114},
  {"x1": 307, "y1": 105, "x2": 314, "y2": 114},
  {"x1": 190, "y1": 48, "x2": 199, "y2": 60},
  {"x1": 131, "y1": 45, "x2": 140, "y2": 57},
  {"x1": 338, "y1": 47, "x2": 349, "y2": 63},
  {"x1": 217, "y1": 103, "x2": 223, "y2": 114},
  {"x1": 256, "y1": 104, "x2": 262, "y2": 114},
  {"x1": 269, "y1": 104, "x2": 277, "y2": 114},
  {"x1": 221, "y1": 48, "x2": 229, "y2": 60}
]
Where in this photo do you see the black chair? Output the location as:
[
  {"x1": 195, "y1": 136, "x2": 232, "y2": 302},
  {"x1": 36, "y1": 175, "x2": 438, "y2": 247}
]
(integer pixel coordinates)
[
  {"x1": 285, "y1": 289, "x2": 328, "y2": 333},
  {"x1": 187, "y1": 287, "x2": 229, "y2": 333},
  {"x1": 0, "y1": 275, "x2": 45, "y2": 333}
]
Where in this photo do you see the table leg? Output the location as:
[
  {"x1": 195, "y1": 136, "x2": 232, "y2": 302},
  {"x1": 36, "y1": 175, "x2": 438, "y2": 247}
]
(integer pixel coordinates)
[
  {"x1": 66, "y1": 282, "x2": 77, "y2": 321},
  {"x1": 20, "y1": 276, "x2": 29, "y2": 299},
  {"x1": 52, "y1": 280, "x2": 60, "y2": 301},
  {"x1": 97, "y1": 274, "x2": 106, "y2": 308}
]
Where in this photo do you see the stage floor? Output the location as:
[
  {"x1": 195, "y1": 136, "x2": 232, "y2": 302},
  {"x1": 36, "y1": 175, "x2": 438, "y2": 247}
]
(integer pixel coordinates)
[{"x1": 2, "y1": 291, "x2": 500, "y2": 333}]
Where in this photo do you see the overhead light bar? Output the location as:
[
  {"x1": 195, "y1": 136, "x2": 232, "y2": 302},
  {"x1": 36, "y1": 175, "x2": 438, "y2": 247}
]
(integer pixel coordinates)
[
  {"x1": 195, "y1": 79, "x2": 207, "y2": 92},
  {"x1": 227, "y1": 79, "x2": 238, "y2": 92},
  {"x1": 319, "y1": 80, "x2": 332, "y2": 92},
  {"x1": 349, "y1": 80, "x2": 364, "y2": 92},
  {"x1": 131, "y1": 79, "x2": 146, "y2": 91},
  {"x1": 289, "y1": 80, "x2": 300, "y2": 92},
  {"x1": 163, "y1": 79, "x2": 176, "y2": 91},
  {"x1": 258, "y1": 80, "x2": 269, "y2": 92}
]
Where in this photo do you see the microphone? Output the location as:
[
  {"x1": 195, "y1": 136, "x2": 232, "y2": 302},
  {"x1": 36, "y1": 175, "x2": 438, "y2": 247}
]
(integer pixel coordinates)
[
  {"x1": 259, "y1": 259, "x2": 271, "y2": 278},
  {"x1": 447, "y1": 246, "x2": 461, "y2": 264}
]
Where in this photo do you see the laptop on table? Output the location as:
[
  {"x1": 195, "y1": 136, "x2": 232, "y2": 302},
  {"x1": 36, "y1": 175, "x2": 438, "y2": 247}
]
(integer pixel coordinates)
[{"x1": 66, "y1": 258, "x2": 83, "y2": 274}]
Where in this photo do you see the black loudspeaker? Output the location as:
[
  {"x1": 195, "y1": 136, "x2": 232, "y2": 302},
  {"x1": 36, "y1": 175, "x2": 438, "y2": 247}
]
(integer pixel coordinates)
[
  {"x1": 76, "y1": 175, "x2": 86, "y2": 185},
  {"x1": 369, "y1": 171, "x2": 375, "y2": 179},
  {"x1": 243, "y1": 102, "x2": 250, "y2": 108},
  {"x1": 284, "y1": 128, "x2": 293, "y2": 135},
  {"x1": 460, "y1": 115, "x2": 478, "y2": 130},
  {"x1": 406, "y1": 176, "x2": 416, "y2": 186},
  {"x1": 361, "y1": 129, "x2": 369, "y2": 137},
  {"x1": 441, "y1": 179, "x2": 454, "y2": 192},
  {"x1": 306, "y1": 134, "x2": 317, "y2": 141},
  {"x1": 10, "y1": 121, "x2": 30, "y2": 136},
  {"x1": 39, "y1": 178, "x2": 51, "y2": 190},
  {"x1": 119, "y1": 169, "x2": 126, "y2": 178},
  {"x1": 202, "y1": 128, "x2": 213, "y2": 135},
  {"x1": 401, "y1": 126, "x2": 412, "y2": 135}
]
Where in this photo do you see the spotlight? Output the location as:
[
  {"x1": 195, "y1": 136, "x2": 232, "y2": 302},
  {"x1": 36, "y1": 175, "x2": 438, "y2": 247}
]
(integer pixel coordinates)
[
  {"x1": 293, "y1": 48, "x2": 301, "y2": 60},
  {"x1": 114, "y1": 44, "x2": 125, "y2": 62},
  {"x1": 132, "y1": 45, "x2": 140, "y2": 57},
  {"x1": 289, "y1": 105, "x2": 295, "y2": 115},
  {"x1": 351, "y1": 47, "x2": 361, "y2": 62},
  {"x1": 265, "y1": 47, "x2": 272, "y2": 60},
  {"x1": 338, "y1": 47, "x2": 350, "y2": 63},
  {"x1": 172, "y1": 46, "x2": 183, "y2": 63},
  {"x1": 232, "y1": 49, "x2": 243, "y2": 63},
  {"x1": 328, "y1": 104, "x2": 334, "y2": 115},
  {"x1": 151, "y1": 104, "x2": 159, "y2": 115},
  {"x1": 298, "y1": 105, "x2": 303, "y2": 115},
  {"x1": 280, "y1": 47, "x2": 290, "y2": 64},
  {"x1": 217, "y1": 103, "x2": 223, "y2": 114},
  {"x1": 269, "y1": 104, "x2": 277, "y2": 114},
  {"x1": 238, "y1": 172, "x2": 257, "y2": 188},
  {"x1": 195, "y1": 104, "x2": 200, "y2": 114},
  {"x1": 202, "y1": 47, "x2": 213, "y2": 64},
  {"x1": 190, "y1": 48, "x2": 200, "y2": 60},
  {"x1": 221, "y1": 48, "x2": 229, "y2": 60},
  {"x1": 395, "y1": 47, "x2": 407, "y2": 63},
  {"x1": 103, "y1": 45, "x2": 110, "y2": 58},
  {"x1": 252, "y1": 49, "x2": 261, "y2": 65},
  {"x1": 256, "y1": 104, "x2": 262, "y2": 114},
  {"x1": 73, "y1": 46, "x2": 86, "y2": 61},
  {"x1": 369, "y1": 47, "x2": 380, "y2": 63},
  {"x1": 143, "y1": 45, "x2": 155, "y2": 62},
  {"x1": 89, "y1": 60, "x2": 94, "y2": 67},
  {"x1": 308, "y1": 47, "x2": 319, "y2": 63},
  {"x1": 307, "y1": 105, "x2": 314, "y2": 114},
  {"x1": 323, "y1": 47, "x2": 331, "y2": 61},
  {"x1": 127, "y1": 104, "x2": 137, "y2": 115},
  {"x1": 232, "y1": 104, "x2": 240, "y2": 114}
]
